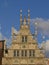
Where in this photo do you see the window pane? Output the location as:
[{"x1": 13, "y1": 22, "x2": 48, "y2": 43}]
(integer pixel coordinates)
[
  {"x1": 22, "y1": 36, "x2": 24, "y2": 42},
  {"x1": 29, "y1": 50, "x2": 35, "y2": 57},
  {"x1": 21, "y1": 50, "x2": 24, "y2": 56},
  {"x1": 14, "y1": 50, "x2": 16, "y2": 56},
  {"x1": 25, "y1": 50, "x2": 27, "y2": 56},
  {"x1": 22, "y1": 36, "x2": 27, "y2": 42},
  {"x1": 29, "y1": 50, "x2": 31, "y2": 56},
  {"x1": 25, "y1": 36, "x2": 27, "y2": 42},
  {"x1": 17, "y1": 50, "x2": 19, "y2": 56},
  {"x1": 33, "y1": 50, "x2": 35, "y2": 57},
  {"x1": 5, "y1": 49, "x2": 8, "y2": 54}
]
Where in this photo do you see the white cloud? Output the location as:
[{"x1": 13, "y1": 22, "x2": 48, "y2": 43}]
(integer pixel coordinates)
[
  {"x1": 39, "y1": 40, "x2": 49, "y2": 57},
  {"x1": 30, "y1": 17, "x2": 49, "y2": 37},
  {"x1": 30, "y1": 18, "x2": 49, "y2": 57}
]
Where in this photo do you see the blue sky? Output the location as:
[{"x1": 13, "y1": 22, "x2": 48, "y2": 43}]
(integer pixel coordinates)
[{"x1": 0, "y1": 0, "x2": 49, "y2": 42}]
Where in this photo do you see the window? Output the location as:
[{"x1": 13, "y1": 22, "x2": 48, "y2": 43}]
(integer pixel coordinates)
[
  {"x1": 25, "y1": 50, "x2": 27, "y2": 56},
  {"x1": 25, "y1": 36, "x2": 27, "y2": 42},
  {"x1": 33, "y1": 50, "x2": 35, "y2": 57},
  {"x1": 21, "y1": 50, "x2": 27, "y2": 57},
  {"x1": 22, "y1": 36, "x2": 27, "y2": 42},
  {"x1": 32, "y1": 50, "x2": 34, "y2": 56},
  {"x1": 29, "y1": 50, "x2": 31, "y2": 56},
  {"x1": 5, "y1": 49, "x2": 8, "y2": 54},
  {"x1": 21, "y1": 50, "x2": 24, "y2": 56},
  {"x1": 17, "y1": 50, "x2": 19, "y2": 56},
  {"x1": 14, "y1": 50, "x2": 19, "y2": 57},
  {"x1": 29, "y1": 50, "x2": 35, "y2": 57},
  {"x1": 22, "y1": 36, "x2": 24, "y2": 42},
  {"x1": 14, "y1": 50, "x2": 16, "y2": 56}
]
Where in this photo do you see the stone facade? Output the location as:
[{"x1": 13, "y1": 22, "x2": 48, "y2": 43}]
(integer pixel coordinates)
[{"x1": 2, "y1": 10, "x2": 46, "y2": 65}]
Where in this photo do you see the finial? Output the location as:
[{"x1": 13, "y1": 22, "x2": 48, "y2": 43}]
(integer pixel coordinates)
[
  {"x1": 42, "y1": 33, "x2": 45, "y2": 42},
  {"x1": 0, "y1": 24, "x2": 1, "y2": 32},
  {"x1": 28, "y1": 9, "x2": 30, "y2": 28},
  {"x1": 23, "y1": 16, "x2": 26, "y2": 25},
  {"x1": 42, "y1": 35, "x2": 45, "y2": 39},
  {"x1": 20, "y1": 9, "x2": 22, "y2": 27},
  {"x1": 35, "y1": 22, "x2": 38, "y2": 26},
  {"x1": 20, "y1": 9, "x2": 22, "y2": 12},
  {"x1": 35, "y1": 22, "x2": 38, "y2": 35},
  {"x1": 28, "y1": 9, "x2": 30, "y2": 13},
  {"x1": 28, "y1": 9, "x2": 30, "y2": 17},
  {"x1": 20, "y1": 9, "x2": 22, "y2": 16},
  {"x1": 34, "y1": 22, "x2": 38, "y2": 41}
]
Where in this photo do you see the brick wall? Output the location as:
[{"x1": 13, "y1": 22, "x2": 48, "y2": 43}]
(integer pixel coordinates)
[{"x1": 0, "y1": 40, "x2": 5, "y2": 65}]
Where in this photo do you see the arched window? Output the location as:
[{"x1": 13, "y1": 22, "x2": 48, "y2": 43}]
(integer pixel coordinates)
[{"x1": 22, "y1": 36, "x2": 27, "y2": 42}]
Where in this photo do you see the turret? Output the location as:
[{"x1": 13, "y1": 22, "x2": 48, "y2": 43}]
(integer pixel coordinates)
[
  {"x1": 28, "y1": 9, "x2": 30, "y2": 28},
  {"x1": 20, "y1": 9, "x2": 30, "y2": 30},
  {"x1": 23, "y1": 16, "x2": 27, "y2": 25},
  {"x1": 20, "y1": 9, "x2": 22, "y2": 27}
]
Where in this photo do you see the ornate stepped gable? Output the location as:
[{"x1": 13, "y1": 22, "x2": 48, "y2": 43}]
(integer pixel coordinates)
[{"x1": 2, "y1": 10, "x2": 46, "y2": 65}]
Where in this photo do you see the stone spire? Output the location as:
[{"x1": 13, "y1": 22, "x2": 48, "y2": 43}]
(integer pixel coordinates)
[
  {"x1": 20, "y1": 9, "x2": 22, "y2": 27},
  {"x1": 34, "y1": 22, "x2": 38, "y2": 41},
  {"x1": 35, "y1": 22, "x2": 38, "y2": 36},
  {"x1": 23, "y1": 16, "x2": 26, "y2": 25},
  {"x1": 20, "y1": 9, "x2": 30, "y2": 29},
  {"x1": 28, "y1": 9, "x2": 30, "y2": 28}
]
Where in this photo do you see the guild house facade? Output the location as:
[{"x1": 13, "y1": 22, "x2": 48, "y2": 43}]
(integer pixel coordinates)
[{"x1": 2, "y1": 10, "x2": 46, "y2": 65}]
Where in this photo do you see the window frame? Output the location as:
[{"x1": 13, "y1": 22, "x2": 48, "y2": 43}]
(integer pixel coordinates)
[
  {"x1": 22, "y1": 36, "x2": 27, "y2": 42},
  {"x1": 14, "y1": 50, "x2": 16, "y2": 57},
  {"x1": 29, "y1": 50, "x2": 35, "y2": 57}
]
